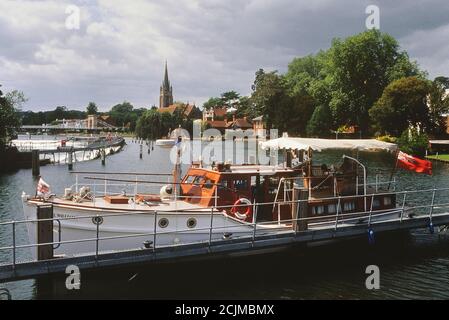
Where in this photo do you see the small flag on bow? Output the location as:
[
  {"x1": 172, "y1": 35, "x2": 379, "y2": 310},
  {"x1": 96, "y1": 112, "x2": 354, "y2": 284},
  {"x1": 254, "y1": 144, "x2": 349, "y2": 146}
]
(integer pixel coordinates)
[{"x1": 37, "y1": 176, "x2": 50, "y2": 196}]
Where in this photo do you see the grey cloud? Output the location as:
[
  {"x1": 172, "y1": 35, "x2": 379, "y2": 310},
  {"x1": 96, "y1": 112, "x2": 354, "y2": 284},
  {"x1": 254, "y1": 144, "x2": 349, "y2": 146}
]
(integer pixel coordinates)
[{"x1": 0, "y1": 0, "x2": 448, "y2": 111}]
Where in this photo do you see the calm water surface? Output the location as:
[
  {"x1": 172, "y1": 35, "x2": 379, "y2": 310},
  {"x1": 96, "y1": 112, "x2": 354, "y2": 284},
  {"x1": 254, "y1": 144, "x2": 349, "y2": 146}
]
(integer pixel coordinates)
[{"x1": 1, "y1": 137, "x2": 449, "y2": 299}]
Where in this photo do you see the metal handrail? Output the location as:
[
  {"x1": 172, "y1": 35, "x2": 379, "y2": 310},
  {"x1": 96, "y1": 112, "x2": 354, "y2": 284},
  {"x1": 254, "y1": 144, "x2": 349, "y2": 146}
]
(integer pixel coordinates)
[{"x1": 2, "y1": 187, "x2": 448, "y2": 267}]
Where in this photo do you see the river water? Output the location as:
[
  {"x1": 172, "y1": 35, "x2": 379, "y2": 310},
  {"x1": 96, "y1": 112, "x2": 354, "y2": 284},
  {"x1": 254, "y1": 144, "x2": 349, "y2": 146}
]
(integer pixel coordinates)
[{"x1": 1, "y1": 137, "x2": 449, "y2": 299}]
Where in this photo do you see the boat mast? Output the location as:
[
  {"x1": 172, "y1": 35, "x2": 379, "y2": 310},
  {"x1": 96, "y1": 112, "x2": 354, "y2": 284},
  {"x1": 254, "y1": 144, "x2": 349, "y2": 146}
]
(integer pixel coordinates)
[{"x1": 173, "y1": 136, "x2": 182, "y2": 199}]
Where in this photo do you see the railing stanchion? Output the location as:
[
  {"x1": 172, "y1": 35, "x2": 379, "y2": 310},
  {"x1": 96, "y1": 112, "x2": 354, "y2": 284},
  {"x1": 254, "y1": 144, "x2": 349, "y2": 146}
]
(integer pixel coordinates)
[
  {"x1": 209, "y1": 207, "x2": 214, "y2": 246},
  {"x1": 429, "y1": 189, "x2": 436, "y2": 224},
  {"x1": 95, "y1": 215, "x2": 99, "y2": 258},
  {"x1": 400, "y1": 192, "x2": 407, "y2": 222},
  {"x1": 334, "y1": 197, "x2": 341, "y2": 230},
  {"x1": 368, "y1": 194, "x2": 374, "y2": 227},
  {"x1": 252, "y1": 204, "x2": 258, "y2": 245},
  {"x1": 93, "y1": 181, "x2": 96, "y2": 206},
  {"x1": 153, "y1": 211, "x2": 157, "y2": 251},
  {"x1": 12, "y1": 221, "x2": 16, "y2": 268}
]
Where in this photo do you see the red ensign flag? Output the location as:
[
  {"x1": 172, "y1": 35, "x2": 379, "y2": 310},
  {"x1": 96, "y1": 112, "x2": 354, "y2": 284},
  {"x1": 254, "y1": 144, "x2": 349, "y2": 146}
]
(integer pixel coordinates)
[{"x1": 397, "y1": 151, "x2": 432, "y2": 175}]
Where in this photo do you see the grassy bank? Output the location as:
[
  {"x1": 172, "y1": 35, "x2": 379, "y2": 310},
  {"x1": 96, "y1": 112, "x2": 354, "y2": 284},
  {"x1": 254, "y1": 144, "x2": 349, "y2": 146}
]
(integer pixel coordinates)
[{"x1": 426, "y1": 154, "x2": 449, "y2": 162}]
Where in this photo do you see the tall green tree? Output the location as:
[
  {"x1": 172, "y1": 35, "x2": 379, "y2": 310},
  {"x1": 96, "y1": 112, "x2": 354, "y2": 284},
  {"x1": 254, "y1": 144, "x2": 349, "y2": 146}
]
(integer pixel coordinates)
[
  {"x1": 135, "y1": 109, "x2": 161, "y2": 140},
  {"x1": 306, "y1": 104, "x2": 333, "y2": 137},
  {"x1": 202, "y1": 97, "x2": 222, "y2": 110},
  {"x1": 428, "y1": 76, "x2": 449, "y2": 135},
  {"x1": 250, "y1": 69, "x2": 287, "y2": 130},
  {"x1": 325, "y1": 30, "x2": 423, "y2": 132},
  {"x1": 86, "y1": 102, "x2": 98, "y2": 115},
  {"x1": 0, "y1": 85, "x2": 21, "y2": 150},
  {"x1": 369, "y1": 76, "x2": 430, "y2": 136},
  {"x1": 109, "y1": 101, "x2": 135, "y2": 128},
  {"x1": 220, "y1": 91, "x2": 240, "y2": 106}
]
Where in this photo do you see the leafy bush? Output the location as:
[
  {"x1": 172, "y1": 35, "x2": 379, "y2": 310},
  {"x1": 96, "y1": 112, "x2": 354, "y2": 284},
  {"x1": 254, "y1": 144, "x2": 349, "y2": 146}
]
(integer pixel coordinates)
[
  {"x1": 397, "y1": 128, "x2": 429, "y2": 157},
  {"x1": 376, "y1": 135, "x2": 397, "y2": 144}
]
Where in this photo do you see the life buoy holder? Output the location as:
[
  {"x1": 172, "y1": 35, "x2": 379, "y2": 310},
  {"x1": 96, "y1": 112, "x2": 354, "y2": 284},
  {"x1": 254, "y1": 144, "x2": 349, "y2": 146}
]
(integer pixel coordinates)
[{"x1": 231, "y1": 198, "x2": 253, "y2": 222}]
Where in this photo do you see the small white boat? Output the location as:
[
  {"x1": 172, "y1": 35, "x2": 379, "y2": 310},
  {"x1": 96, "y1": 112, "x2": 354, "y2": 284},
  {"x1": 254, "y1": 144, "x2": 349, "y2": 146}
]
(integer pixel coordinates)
[{"x1": 155, "y1": 139, "x2": 176, "y2": 147}]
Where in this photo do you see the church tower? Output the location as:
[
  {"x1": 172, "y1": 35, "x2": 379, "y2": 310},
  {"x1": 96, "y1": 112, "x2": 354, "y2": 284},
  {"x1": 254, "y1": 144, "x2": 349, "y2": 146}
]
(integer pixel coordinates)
[{"x1": 159, "y1": 61, "x2": 173, "y2": 108}]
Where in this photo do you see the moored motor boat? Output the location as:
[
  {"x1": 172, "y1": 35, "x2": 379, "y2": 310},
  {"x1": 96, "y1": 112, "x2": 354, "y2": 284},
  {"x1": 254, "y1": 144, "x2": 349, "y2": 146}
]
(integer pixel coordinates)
[{"x1": 22, "y1": 137, "x2": 402, "y2": 260}]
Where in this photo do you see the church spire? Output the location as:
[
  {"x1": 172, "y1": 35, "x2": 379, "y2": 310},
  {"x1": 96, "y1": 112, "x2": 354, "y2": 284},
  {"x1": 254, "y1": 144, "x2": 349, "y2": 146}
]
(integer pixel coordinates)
[
  {"x1": 159, "y1": 60, "x2": 173, "y2": 108},
  {"x1": 163, "y1": 60, "x2": 170, "y2": 88}
]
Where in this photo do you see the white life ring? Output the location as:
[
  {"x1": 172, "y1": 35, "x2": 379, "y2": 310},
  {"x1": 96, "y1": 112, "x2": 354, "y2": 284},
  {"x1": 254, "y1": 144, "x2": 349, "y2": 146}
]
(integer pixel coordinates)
[{"x1": 231, "y1": 198, "x2": 252, "y2": 221}]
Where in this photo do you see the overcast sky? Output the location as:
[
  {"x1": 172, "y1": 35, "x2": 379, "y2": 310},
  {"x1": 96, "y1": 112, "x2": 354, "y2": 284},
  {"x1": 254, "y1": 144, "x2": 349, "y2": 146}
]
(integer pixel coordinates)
[{"x1": 1, "y1": 0, "x2": 449, "y2": 111}]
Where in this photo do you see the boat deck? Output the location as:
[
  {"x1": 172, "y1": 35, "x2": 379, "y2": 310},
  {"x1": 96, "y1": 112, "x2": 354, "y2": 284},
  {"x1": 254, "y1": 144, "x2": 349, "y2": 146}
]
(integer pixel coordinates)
[{"x1": 31, "y1": 196, "x2": 209, "y2": 213}]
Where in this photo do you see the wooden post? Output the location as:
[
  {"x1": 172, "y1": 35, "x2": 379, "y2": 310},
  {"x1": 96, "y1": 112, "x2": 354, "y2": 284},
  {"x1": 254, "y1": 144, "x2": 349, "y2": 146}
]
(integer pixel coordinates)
[
  {"x1": 292, "y1": 187, "x2": 308, "y2": 231},
  {"x1": 37, "y1": 204, "x2": 54, "y2": 261},
  {"x1": 255, "y1": 135, "x2": 259, "y2": 165},
  {"x1": 286, "y1": 149, "x2": 292, "y2": 167},
  {"x1": 100, "y1": 148, "x2": 106, "y2": 165},
  {"x1": 31, "y1": 150, "x2": 40, "y2": 176},
  {"x1": 68, "y1": 151, "x2": 73, "y2": 170}
]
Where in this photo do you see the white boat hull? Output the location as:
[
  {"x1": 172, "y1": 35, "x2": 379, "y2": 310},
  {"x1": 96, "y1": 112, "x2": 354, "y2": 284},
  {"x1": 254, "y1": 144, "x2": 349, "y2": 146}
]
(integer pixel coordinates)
[
  {"x1": 155, "y1": 139, "x2": 175, "y2": 147},
  {"x1": 22, "y1": 200, "x2": 259, "y2": 260}
]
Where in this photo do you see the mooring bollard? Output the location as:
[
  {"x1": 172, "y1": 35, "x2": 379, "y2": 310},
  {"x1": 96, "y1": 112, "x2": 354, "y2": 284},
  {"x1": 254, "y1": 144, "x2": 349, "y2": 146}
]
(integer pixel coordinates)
[
  {"x1": 31, "y1": 149, "x2": 40, "y2": 176},
  {"x1": 100, "y1": 148, "x2": 106, "y2": 165},
  {"x1": 37, "y1": 204, "x2": 54, "y2": 261},
  {"x1": 68, "y1": 152, "x2": 73, "y2": 170}
]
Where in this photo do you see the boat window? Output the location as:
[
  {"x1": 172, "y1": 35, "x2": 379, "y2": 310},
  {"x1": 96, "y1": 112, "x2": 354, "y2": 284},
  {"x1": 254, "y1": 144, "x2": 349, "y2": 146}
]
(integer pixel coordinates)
[
  {"x1": 193, "y1": 176, "x2": 205, "y2": 184},
  {"x1": 158, "y1": 218, "x2": 169, "y2": 228},
  {"x1": 384, "y1": 196, "x2": 392, "y2": 206},
  {"x1": 373, "y1": 199, "x2": 381, "y2": 208},
  {"x1": 343, "y1": 202, "x2": 355, "y2": 211},
  {"x1": 251, "y1": 176, "x2": 255, "y2": 186},
  {"x1": 185, "y1": 175, "x2": 196, "y2": 183},
  {"x1": 233, "y1": 179, "x2": 248, "y2": 191},
  {"x1": 203, "y1": 179, "x2": 215, "y2": 189},
  {"x1": 186, "y1": 218, "x2": 197, "y2": 228},
  {"x1": 328, "y1": 204, "x2": 337, "y2": 214},
  {"x1": 267, "y1": 177, "x2": 279, "y2": 195},
  {"x1": 313, "y1": 205, "x2": 325, "y2": 215}
]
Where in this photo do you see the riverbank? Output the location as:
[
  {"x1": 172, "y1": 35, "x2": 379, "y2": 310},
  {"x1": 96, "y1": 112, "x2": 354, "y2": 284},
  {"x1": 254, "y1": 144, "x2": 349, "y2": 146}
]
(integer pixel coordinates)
[{"x1": 426, "y1": 154, "x2": 449, "y2": 163}]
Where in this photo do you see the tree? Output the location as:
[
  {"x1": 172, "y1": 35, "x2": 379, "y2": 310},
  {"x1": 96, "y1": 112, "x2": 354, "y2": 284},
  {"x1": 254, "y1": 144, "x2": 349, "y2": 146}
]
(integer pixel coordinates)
[
  {"x1": 220, "y1": 91, "x2": 240, "y2": 106},
  {"x1": 86, "y1": 102, "x2": 98, "y2": 115},
  {"x1": 369, "y1": 77, "x2": 430, "y2": 136},
  {"x1": 306, "y1": 104, "x2": 333, "y2": 137},
  {"x1": 0, "y1": 85, "x2": 20, "y2": 151},
  {"x1": 202, "y1": 97, "x2": 222, "y2": 110},
  {"x1": 325, "y1": 30, "x2": 423, "y2": 132},
  {"x1": 5, "y1": 90, "x2": 28, "y2": 110},
  {"x1": 428, "y1": 77, "x2": 449, "y2": 136},
  {"x1": 397, "y1": 128, "x2": 429, "y2": 157},
  {"x1": 285, "y1": 53, "x2": 325, "y2": 96},
  {"x1": 109, "y1": 101, "x2": 135, "y2": 128},
  {"x1": 135, "y1": 109, "x2": 161, "y2": 140},
  {"x1": 250, "y1": 69, "x2": 287, "y2": 130}
]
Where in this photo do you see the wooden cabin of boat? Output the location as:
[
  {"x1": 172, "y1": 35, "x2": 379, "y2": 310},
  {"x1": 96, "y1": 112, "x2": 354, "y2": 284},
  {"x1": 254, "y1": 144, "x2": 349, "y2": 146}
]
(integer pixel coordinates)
[{"x1": 179, "y1": 137, "x2": 399, "y2": 228}]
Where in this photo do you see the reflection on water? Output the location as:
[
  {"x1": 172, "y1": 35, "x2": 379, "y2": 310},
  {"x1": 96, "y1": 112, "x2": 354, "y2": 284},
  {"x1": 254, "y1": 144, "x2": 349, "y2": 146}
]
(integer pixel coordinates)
[{"x1": 1, "y1": 138, "x2": 449, "y2": 299}]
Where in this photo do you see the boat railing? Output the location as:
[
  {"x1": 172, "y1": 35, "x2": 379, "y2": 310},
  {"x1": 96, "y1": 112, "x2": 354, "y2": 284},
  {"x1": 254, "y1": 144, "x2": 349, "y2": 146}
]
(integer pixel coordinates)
[
  {"x1": 1, "y1": 187, "x2": 448, "y2": 267},
  {"x1": 71, "y1": 172, "x2": 174, "y2": 199}
]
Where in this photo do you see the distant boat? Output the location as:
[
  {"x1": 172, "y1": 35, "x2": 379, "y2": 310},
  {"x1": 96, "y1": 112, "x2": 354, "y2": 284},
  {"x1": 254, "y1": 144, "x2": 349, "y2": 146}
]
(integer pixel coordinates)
[{"x1": 155, "y1": 138, "x2": 176, "y2": 147}]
